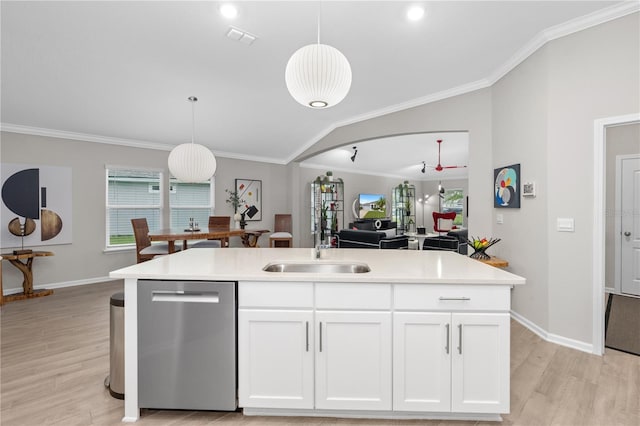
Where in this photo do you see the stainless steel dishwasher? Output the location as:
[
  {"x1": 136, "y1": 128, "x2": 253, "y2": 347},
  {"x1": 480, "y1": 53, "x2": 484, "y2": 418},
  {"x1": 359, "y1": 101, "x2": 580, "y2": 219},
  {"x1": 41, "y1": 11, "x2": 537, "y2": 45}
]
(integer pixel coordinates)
[{"x1": 138, "y1": 280, "x2": 237, "y2": 410}]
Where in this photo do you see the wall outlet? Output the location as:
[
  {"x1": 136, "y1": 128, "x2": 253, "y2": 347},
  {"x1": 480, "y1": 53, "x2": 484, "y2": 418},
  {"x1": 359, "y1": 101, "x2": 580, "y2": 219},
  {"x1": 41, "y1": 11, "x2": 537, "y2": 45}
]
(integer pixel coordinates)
[{"x1": 496, "y1": 213, "x2": 504, "y2": 224}]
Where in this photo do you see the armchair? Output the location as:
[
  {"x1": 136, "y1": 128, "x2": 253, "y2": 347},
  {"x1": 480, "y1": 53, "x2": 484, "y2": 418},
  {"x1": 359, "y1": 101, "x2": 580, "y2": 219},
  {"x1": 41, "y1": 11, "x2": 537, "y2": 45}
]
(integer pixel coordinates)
[{"x1": 336, "y1": 229, "x2": 408, "y2": 249}]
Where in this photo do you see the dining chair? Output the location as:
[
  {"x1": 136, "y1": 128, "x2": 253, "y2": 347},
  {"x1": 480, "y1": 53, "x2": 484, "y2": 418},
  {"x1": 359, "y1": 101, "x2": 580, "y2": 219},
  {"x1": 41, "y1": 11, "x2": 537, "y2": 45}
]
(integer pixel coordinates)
[
  {"x1": 192, "y1": 216, "x2": 231, "y2": 249},
  {"x1": 269, "y1": 214, "x2": 293, "y2": 247},
  {"x1": 432, "y1": 211, "x2": 457, "y2": 235},
  {"x1": 131, "y1": 218, "x2": 179, "y2": 263}
]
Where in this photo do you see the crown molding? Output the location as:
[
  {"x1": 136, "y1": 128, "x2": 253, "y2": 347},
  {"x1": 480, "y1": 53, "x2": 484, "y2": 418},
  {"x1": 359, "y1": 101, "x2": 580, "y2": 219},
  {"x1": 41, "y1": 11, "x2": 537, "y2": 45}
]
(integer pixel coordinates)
[
  {"x1": 286, "y1": 78, "x2": 491, "y2": 164},
  {"x1": 1, "y1": 123, "x2": 175, "y2": 151},
  {"x1": 1, "y1": 123, "x2": 287, "y2": 165},
  {"x1": 488, "y1": 1, "x2": 640, "y2": 85}
]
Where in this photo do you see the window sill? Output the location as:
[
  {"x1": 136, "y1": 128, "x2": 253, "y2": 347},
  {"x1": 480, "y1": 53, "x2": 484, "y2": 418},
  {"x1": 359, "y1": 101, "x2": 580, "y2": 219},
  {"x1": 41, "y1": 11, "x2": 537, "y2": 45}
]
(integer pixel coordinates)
[{"x1": 103, "y1": 245, "x2": 135, "y2": 254}]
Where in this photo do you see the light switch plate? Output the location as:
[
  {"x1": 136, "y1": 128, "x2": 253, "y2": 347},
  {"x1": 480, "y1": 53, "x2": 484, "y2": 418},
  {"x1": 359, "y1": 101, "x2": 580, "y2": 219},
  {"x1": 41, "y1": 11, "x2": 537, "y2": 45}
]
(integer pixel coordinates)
[
  {"x1": 496, "y1": 213, "x2": 504, "y2": 224},
  {"x1": 557, "y1": 218, "x2": 574, "y2": 232}
]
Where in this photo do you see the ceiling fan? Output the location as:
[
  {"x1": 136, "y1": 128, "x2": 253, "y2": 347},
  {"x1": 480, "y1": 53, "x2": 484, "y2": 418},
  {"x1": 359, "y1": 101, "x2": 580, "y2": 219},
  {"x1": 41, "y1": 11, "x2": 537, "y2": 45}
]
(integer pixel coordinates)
[{"x1": 423, "y1": 139, "x2": 467, "y2": 172}]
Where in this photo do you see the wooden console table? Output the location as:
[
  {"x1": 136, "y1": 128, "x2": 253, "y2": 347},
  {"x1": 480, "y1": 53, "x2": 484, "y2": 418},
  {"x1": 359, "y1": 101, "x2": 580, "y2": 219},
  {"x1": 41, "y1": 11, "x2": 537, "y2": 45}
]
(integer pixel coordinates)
[
  {"x1": 476, "y1": 256, "x2": 509, "y2": 268},
  {"x1": 0, "y1": 251, "x2": 54, "y2": 303}
]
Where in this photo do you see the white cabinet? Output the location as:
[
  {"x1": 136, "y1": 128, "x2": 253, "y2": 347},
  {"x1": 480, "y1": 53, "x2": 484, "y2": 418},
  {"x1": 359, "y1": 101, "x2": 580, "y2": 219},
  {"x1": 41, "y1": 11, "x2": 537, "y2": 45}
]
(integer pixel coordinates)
[
  {"x1": 451, "y1": 313, "x2": 510, "y2": 413},
  {"x1": 393, "y1": 311, "x2": 510, "y2": 414},
  {"x1": 238, "y1": 282, "x2": 511, "y2": 418},
  {"x1": 393, "y1": 312, "x2": 452, "y2": 412},
  {"x1": 238, "y1": 309, "x2": 314, "y2": 409},
  {"x1": 238, "y1": 282, "x2": 314, "y2": 409},
  {"x1": 315, "y1": 311, "x2": 392, "y2": 410}
]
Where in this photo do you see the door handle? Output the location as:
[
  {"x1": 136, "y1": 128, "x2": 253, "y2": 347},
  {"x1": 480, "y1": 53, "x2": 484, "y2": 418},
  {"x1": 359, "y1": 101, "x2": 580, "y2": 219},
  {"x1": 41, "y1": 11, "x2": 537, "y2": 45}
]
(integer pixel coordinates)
[
  {"x1": 305, "y1": 321, "x2": 309, "y2": 352},
  {"x1": 445, "y1": 323, "x2": 450, "y2": 354},
  {"x1": 624, "y1": 231, "x2": 631, "y2": 237},
  {"x1": 457, "y1": 324, "x2": 463, "y2": 354},
  {"x1": 319, "y1": 322, "x2": 323, "y2": 352},
  {"x1": 439, "y1": 297, "x2": 471, "y2": 301}
]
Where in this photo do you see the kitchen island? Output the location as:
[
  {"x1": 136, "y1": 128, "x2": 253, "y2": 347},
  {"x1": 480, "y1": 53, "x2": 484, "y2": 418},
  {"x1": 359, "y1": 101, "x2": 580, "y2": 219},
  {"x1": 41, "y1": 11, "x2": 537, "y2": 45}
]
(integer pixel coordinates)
[{"x1": 110, "y1": 247, "x2": 525, "y2": 423}]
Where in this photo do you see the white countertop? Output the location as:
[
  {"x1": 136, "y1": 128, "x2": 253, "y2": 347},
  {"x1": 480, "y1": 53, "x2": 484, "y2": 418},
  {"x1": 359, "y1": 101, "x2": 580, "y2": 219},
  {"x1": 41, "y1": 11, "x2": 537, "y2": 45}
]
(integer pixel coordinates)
[{"x1": 110, "y1": 248, "x2": 525, "y2": 286}]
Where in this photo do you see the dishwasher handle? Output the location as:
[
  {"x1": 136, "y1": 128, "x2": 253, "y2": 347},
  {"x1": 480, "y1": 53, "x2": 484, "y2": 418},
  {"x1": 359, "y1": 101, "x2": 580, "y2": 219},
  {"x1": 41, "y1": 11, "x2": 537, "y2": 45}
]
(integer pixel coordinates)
[{"x1": 151, "y1": 290, "x2": 220, "y2": 304}]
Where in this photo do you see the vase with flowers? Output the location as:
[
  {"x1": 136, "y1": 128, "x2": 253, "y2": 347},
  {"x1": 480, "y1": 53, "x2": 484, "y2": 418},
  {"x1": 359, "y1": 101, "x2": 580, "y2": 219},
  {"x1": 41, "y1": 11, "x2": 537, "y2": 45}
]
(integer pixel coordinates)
[{"x1": 225, "y1": 188, "x2": 245, "y2": 229}]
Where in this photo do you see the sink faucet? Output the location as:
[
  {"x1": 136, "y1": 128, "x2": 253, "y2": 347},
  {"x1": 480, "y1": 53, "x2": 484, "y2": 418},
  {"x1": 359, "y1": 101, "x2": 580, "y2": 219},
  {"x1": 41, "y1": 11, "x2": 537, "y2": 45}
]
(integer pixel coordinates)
[{"x1": 315, "y1": 243, "x2": 330, "y2": 259}]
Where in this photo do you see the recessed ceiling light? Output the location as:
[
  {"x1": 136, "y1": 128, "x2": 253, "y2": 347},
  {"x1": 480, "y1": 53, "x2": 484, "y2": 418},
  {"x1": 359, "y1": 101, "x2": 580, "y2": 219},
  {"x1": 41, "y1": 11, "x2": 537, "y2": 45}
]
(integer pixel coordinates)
[
  {"x1": 407, "y1": 6, "x2": 425, "y2": 21},
  {"x1": 220, "y1": 4, "x2": 238, "y2": 20}
]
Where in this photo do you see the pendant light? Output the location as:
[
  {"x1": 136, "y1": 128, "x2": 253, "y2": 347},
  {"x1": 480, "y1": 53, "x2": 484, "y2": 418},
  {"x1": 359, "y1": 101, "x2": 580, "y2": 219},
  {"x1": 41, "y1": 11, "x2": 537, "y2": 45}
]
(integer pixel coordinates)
[
  {"x1": 168, "y1": 96, "x2": 217, "y2": 183},
  {"x1": 285, "y1": 5, "x2": 352, "y2": 108}
]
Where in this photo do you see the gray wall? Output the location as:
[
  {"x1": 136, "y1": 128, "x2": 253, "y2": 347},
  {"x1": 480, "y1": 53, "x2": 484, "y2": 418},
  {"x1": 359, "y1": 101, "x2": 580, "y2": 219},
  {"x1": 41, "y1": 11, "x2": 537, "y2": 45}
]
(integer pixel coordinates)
[
  {"x1": 605, "y1": 123, "x2": 640, "y2": 292},
  {"x1": 545, "y1": 13, "x2": 639, "y2": 344},
  {"x1": 0, "y1": 131, "x2": 288, "y2": 292},
  {"x1": 295, "y1": 88, "x2": 494, "y2": 240}
]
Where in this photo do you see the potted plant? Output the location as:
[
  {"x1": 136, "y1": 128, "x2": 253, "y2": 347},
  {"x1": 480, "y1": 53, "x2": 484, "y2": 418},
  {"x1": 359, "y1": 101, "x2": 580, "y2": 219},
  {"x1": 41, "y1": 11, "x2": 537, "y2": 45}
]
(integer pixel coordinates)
[{"x1": 225, "y1": 188, "x2": 245, "y2": 228}]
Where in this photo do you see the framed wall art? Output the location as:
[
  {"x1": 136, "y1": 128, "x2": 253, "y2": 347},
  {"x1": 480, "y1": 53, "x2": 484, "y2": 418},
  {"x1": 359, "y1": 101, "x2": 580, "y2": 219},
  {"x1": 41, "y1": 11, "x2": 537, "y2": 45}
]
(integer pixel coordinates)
[
  {"x1": 1, "y1": 163, "x2": 73, "y2": 249},
  {"x1": 494, "y1": 163, "x2": 520, "y2": 208},
  {"x1": 235, "y1": 178, "x2": 262, "y2": 221}
]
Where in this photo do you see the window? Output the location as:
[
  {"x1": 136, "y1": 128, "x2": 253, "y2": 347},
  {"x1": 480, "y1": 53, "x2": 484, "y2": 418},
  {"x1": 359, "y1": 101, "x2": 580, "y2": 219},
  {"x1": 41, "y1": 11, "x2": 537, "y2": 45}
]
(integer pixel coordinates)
[
  {"x1": 442, "y1": 188, "x2": 464, "y2": 226},
  {"x1": 169, "y1": 178, "x2": 214, "y2": 229},
  {"x1": 106, "y1": 168, "x2": 162, "y2": 248}
]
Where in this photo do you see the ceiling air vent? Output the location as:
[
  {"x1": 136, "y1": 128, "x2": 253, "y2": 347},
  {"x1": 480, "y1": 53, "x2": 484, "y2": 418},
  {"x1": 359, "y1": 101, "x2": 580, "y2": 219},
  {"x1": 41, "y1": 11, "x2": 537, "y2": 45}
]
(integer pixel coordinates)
[{"x1": 226, "y1": 26, "x2": 257, "y2": 45}]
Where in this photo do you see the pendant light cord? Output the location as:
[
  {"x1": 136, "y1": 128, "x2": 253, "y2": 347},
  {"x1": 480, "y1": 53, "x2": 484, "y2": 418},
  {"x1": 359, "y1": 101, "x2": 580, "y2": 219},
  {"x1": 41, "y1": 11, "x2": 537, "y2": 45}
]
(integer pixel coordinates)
[
  {"x1": 188, "y1": 96, "x2": 197, "y2": 144},
  {"x1": 317, "y1": 1, "x2": 321, "y2": 45}
]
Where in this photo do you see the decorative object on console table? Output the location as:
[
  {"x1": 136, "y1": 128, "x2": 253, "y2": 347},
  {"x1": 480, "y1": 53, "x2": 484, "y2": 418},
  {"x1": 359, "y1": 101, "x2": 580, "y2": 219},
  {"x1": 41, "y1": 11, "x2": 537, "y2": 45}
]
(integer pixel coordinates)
[
  {"x1": 235, "y1": 179, "x2": 262, "y2": 221},
  {"x1": 469, "y1": 237, "x2": 501, "y2": 260},
  {"x1": 494, "y1": 163, "x2": 520, "y2": 208}
]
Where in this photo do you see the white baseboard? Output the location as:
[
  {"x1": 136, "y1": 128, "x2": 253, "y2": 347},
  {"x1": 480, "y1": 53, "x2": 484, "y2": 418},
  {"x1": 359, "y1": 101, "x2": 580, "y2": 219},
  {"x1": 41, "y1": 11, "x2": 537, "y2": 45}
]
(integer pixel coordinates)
[
  {"x1": 2, "y1": 276, "x2": 118, "y2": 296},
  {"x1": 511, "y1": 310, "x2": 594, "y2": 355}
]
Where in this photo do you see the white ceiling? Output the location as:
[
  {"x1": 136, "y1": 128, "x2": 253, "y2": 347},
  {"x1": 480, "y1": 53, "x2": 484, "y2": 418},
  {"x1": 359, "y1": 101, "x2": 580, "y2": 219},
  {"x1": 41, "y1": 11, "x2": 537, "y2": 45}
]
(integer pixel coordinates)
[
  {"x1": 1, "y1": 1, "x2": 628, "y2": 167},
  {"x1": 301, "y1": 132, "x2": 469, "y2": 181}
]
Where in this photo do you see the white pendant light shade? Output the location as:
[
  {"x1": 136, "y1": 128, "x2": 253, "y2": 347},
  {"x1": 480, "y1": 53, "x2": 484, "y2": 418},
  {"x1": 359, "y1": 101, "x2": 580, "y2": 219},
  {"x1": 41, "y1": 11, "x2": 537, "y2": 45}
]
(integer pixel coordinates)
[
  {"x1": 168, "y1": 96, "x2": 217, "y2": 183},
  {"x1": 285, "y1": 43, "x2": 352, "y2": 108},
  {"x1": 168, "y1": 143, "x2": 217, "y2": 183}
]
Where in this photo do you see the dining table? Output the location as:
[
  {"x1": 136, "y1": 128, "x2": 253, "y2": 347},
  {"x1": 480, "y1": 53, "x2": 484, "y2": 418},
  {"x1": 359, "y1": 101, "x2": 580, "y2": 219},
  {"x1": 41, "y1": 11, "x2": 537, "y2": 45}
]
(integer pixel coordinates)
[{"x1": 148, "y1": 228, "x2": 270, "y2": 253}]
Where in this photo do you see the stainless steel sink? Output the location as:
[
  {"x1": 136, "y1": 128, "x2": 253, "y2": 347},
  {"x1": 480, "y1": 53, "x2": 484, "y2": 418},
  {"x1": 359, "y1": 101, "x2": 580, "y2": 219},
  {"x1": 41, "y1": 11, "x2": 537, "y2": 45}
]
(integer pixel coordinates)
[{"x1": 262, "y1": 262, "x2": 371, "y2": 273}]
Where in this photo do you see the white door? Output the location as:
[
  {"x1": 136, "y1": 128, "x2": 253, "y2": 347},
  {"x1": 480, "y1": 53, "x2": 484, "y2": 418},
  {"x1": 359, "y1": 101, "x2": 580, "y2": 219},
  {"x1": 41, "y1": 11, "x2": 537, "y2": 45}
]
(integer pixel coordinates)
[
  {"x1": 621, "y1": 157, "x2": 640, "y2": 296},
  {"x1": 393, "y1": 312, "x2": 451, "y2": 412},
  {"x1": 238, "y1": 309, "x2": 314, "y2": 409},
  {"x1": 451, "y1": 313, "x2": 510, "y2": 414},
  {"x1": 315, "y1": 311, "x2": 392, "y2": 411}
]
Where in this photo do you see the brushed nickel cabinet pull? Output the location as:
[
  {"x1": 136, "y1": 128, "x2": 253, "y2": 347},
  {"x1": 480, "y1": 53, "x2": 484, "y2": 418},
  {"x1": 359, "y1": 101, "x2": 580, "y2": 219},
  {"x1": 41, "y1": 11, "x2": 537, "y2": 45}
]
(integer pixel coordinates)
[
  {"x1": 319, "y1": 322, "x2": 323, "y2": 352},
  {"x1": 458, "y1": 324, "x2": 463, "y2": 354},
  {"x1": 305, "y1": 321, "x2": 309, "y2": 352},
  {"x1": 445, "y1": 323, "x2": 450, "y2": 354},
  {"x1": 439, "y1": 296, "x2": 471, "y2": 301}
]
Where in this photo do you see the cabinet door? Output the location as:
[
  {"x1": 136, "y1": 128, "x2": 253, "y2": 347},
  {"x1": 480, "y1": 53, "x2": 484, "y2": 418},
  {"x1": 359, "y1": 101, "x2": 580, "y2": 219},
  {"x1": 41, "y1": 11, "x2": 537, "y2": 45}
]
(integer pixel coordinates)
[
  {"x1": 393, "y1": 312, "x2": 451, "y2": 412},
  {"x1": 315, "y1": 311, "x2": 392, "y2": 410},
  {"x1": 238, "y1": 309, "x2": 314, "y2": 409},
  {"x1": 451, "y1": 313, "x2": 510, "y2": 413}
]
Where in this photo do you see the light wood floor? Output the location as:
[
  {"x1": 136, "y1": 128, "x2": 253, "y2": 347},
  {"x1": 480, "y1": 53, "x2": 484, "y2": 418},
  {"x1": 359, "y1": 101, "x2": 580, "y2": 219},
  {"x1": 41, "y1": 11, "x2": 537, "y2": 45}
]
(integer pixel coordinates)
[{"x1": 1, "y1": 281, "x2": 639, "y2": 425}]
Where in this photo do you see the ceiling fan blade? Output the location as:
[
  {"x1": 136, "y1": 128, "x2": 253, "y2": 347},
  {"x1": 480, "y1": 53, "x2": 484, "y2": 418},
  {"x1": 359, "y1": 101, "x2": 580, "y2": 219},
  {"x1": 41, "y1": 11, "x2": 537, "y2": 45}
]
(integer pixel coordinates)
[{"x1": 442, "y1": 165, "x2": 467, "y2": 169}]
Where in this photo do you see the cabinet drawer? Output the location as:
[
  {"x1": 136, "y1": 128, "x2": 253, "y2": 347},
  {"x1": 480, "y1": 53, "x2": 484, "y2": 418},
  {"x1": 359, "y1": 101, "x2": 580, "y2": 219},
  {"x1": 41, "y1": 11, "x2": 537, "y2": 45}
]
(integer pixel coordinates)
[
  {"x1": 239, "y1": 281, "x2": 313, "y2": 308},
  {"x1": 316, "y1": 283, "x2": 391, "y2": 310},
  {"x1": 394, "y1": 285, "x2": 510, "y2": 311}
]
